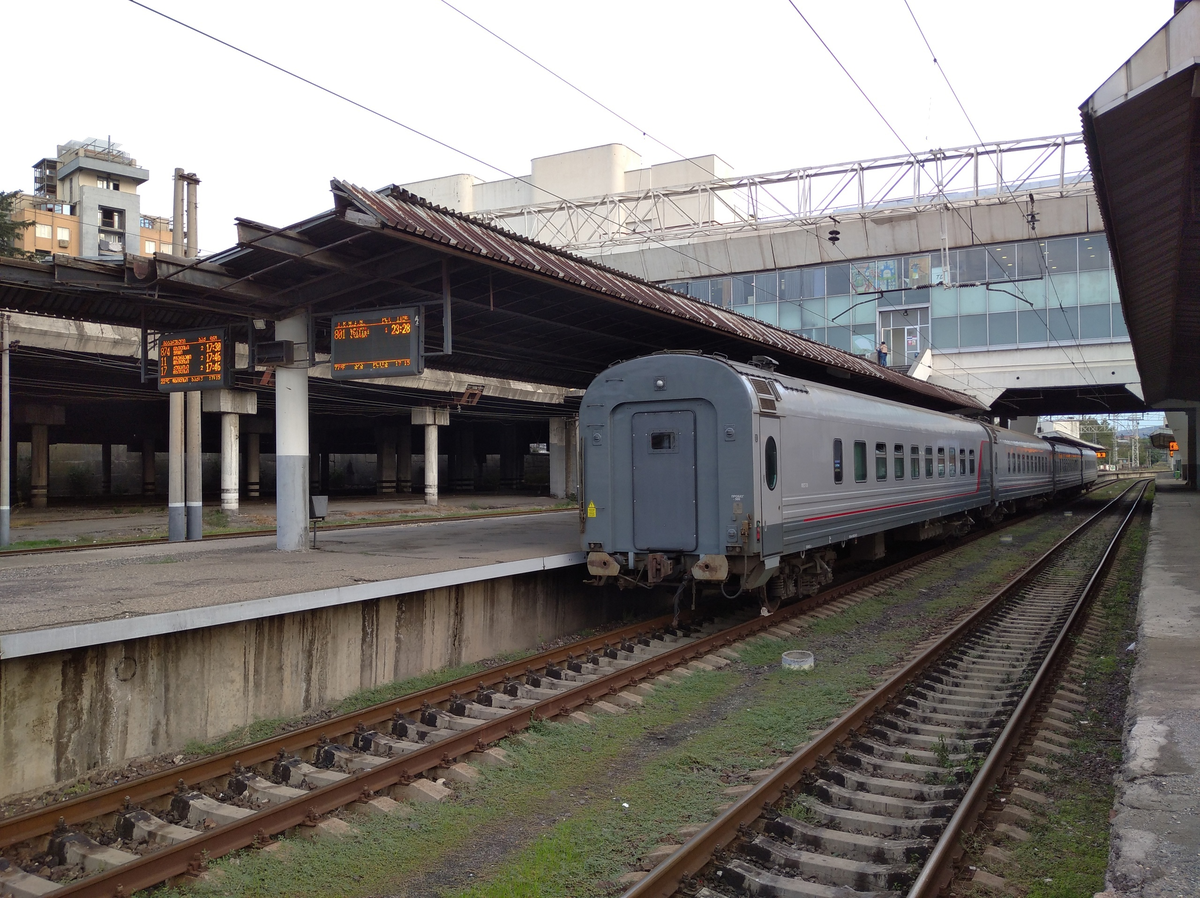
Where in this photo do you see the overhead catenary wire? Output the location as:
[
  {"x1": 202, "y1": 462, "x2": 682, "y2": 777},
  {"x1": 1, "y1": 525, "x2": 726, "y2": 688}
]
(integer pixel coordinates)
[
  {"x1": 432, "y1": 0, "x2": 818, "y2": 220},
  {"x1": 787, "y1": 0, "x2": 1104, "y2": 395},
  {"x1": 127, "y1": 0, "x2": 979, "y2": 403},
  {"x1": 434, "y1": 0, "x2": 1004, "y2": 397},
  {"x1": 901, "y1": 0, "x2": 1102, "y2": 390},
  {"x1": 126, "y1": 1, "x2": 791, "y2": 295},
  {"x1": 127, "y1": 0, "x2": 1015, "y2": 404}
]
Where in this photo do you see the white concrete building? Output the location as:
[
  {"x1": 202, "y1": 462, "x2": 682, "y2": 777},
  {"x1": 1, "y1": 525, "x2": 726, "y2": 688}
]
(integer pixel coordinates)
[{"x1": 399, "y1": 137, "x2": 1141, "y2": 414}]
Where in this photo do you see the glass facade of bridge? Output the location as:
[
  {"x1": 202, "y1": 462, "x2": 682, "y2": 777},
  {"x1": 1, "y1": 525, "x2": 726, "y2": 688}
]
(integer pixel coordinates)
[{"x1": 663, "y1": 233, "x2": 1126, "y2": 367}]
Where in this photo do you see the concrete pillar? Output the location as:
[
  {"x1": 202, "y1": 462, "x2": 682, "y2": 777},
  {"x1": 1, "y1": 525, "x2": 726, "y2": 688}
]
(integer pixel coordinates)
[
  {"x1": 376, "y1": 424, "x2": 397, "y2": 495},
  {"x1": 168, "y1": 392, "x2": 185, "y2": 541},
  {"x1": 221, "y1": 413, "x2": 239, "y2": 512},
  {"x1": 185, "y1": 177, "x2": 199, "y2": 258},
  {"x1": 413, "y1": 407, "x2": 448, "y2": 506},
  {"x1": 172, "y1": 170, "x2": 185, "y2": 256},
  {"x1": 500, "y1": 425, "x2": 524, "y2": 490},
  {"x1": 425, "y1": 425, "x2": 438, "y2": 505},
  {"x1": 398, "y1": 420, "x2": 412, "y2": 494},
  {"x1": 549, "y1": 417, "x2": 567, "y2": 499},
  {"x1": 1009, "y1": 416, "x2": 1039, "y2": 436},
  {"x1": 452, "y1": 425, "x2": 475, "y2": 492},
  {"x1": 101, "y1": 443, "x2": 112, "y2": 496},
  {"x1": 1187, "y1": 409, "x2": 1198, "y2": 491},
  {"x1": 203, "y1": 390, "x2": 256, "y2": 513},
  {"x1": 1, "y1": 314, "x2": 9, "y2": 546},
  {"x1": 141, "y1": 437, "x2": 156, "y2": 496},
  {"x1": 186, "y1": 390, "x2": 202, "y2": 540},
  {"x1": 247, "y1": 432, "x2": 260, "y2": 499},
  {"x1": 275, "y1": 312, "x2": 310, "y2": 551},
  {"x1": 30, "y1": 423, "x2": 48, "y2": 509},
  {"x1": 565, "y1": 417, "x2": 579, "y2": 500}
]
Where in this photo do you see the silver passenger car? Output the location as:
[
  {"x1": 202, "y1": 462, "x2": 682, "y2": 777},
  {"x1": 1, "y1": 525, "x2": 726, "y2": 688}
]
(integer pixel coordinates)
[{"x1": 581, "y1": 353, "x2": 1093, "y2": 599}]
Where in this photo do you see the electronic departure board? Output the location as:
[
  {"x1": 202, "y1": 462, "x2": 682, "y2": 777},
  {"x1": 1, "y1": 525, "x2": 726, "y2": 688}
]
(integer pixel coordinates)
[
  {"x1": 158, "y1": 328, "x2": 231, "y2": 392},
  {"x1": 330, "y1": 307, "x2": 423, "y2": 380}
]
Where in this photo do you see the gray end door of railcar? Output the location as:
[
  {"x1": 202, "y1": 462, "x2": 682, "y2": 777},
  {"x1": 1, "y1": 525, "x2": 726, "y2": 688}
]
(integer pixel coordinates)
[
  {"x1": 759, "y1": 415, "x2": 783, "y2": 556},
  {"x1": 632, "y1": 410, "x2": 697, "y2": 551}
]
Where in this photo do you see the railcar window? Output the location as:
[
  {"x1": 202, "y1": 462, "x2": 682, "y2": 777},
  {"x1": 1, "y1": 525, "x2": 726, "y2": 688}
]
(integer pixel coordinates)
[
  {"x1": 765, "y1": 436, "x2": 778, "y2": 490},
  {"x1": 937, "y1": 447, "x2": 946, "y2": 477},
  {"x1": 894, "y1": 444, "x2": 904, "y2": 480},
  {"x1": 833, "y1": 439, "x2": 843, "y2": 484},
  {"x1": 925, "y1": 446, "x2": 933, "y2": 478},
  {"x1": 960, "y1": 449, "x2": 966, "y2": 476},
  {"x1": 875, "y1": 443, "x2": 888, "y2": 481},
  {"x1": 948, "y1": 445, "x2": 957, "y2": 477},
  {"x1": 650, "y1": 432, "x2": 677, "y2": 452},
  {"x1": 969, "y1": 449, "x2": 976, "y2": 475},
  {"x1": 854, "y1": 441, "x2": 867, "y2": 482},
  {"x1": 910, "y1": 446, "x2": 920, "y2": 479}
]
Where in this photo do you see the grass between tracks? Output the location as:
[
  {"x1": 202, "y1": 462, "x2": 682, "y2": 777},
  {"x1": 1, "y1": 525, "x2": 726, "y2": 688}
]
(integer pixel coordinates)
[
  {"x1": 959, "y1": 483, "x2": 1151, "y2": 898},
  {"x1": 151, "y1": 499, "x2": 1109, "y2": 898}
]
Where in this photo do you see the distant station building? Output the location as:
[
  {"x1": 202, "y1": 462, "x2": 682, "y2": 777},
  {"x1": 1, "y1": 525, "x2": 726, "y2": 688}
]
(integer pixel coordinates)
[
  {"x1": 400, "y1": 137, "x2": 1139, "y2": 414},
  {"x1": 10, "y1": 138, "x2": 173, "y2": 259}
]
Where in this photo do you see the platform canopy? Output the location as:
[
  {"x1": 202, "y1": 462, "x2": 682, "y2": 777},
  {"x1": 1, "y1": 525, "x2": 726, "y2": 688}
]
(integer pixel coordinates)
[
  {"x1": 0, "y1": 180, "x2": 985, "y2": 413},
  {"x1": 1081, "y1": 1, "x2": 1200, "y2": 406}
]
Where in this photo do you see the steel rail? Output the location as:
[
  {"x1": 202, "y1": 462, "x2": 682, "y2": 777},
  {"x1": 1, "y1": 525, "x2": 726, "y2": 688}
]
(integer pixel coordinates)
[
  {"x1": 622, "y1": 479, "x2": 1144, "y2": 898},
  {"x1": 909, "y1": 477, "x2": 1150, "y2": 896},
  {"x1": 0, "y1": 486, "x2": 1116, "y2": 894},
  {"x1": 36, "y1": 556, "x2": 925, "y2": 898},
  {"x1": 0, "y1": 517, "x2": 986, "y2": 852}
]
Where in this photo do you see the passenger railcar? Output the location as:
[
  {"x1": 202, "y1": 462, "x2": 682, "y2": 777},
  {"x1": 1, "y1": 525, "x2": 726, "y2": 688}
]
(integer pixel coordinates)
[{"x1": 581, "y1": 353, "x2": 1096, "y2": 601}]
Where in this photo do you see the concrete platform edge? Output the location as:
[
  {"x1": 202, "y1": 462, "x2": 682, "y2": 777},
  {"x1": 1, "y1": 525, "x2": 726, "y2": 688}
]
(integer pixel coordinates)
[
  {"x1": 0, "y1": 551, "x2": 587, "y2": 660},
  {"x1": 1105, "y1": 480, "x2": 1200, "y2": 897}
]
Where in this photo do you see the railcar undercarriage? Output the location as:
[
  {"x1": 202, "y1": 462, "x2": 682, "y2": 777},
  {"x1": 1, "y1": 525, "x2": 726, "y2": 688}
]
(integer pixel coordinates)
[{"x1": 586, "y1": 509, "x2": 992, "y2": 611}]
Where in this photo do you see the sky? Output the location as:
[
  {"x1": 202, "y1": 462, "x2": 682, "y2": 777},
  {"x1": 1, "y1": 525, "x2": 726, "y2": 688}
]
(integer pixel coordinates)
[{"x1": 1, "y1": 0, "x2": 1172, "y2": 255}]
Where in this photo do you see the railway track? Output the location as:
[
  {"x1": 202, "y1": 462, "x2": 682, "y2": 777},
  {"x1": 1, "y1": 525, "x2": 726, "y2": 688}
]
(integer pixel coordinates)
[
  {"x1": 623, "y1": 478, "x2": 1148, "y2": 898},
  {"x1": 0, "y1": 487, "x2": 1123, "y2": 898}
]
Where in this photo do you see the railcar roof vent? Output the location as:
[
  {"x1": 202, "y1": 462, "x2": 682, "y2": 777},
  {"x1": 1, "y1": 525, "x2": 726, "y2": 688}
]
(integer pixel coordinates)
[
  {"x1": 749, "y1": 377, "x2": 780, "y2": 400},
  {"x1": 750, "y1": 355, "x2": 779, "y2": 371},
  {"x1": 758, "y1": 396, "x2": 778, "y2": 413}
]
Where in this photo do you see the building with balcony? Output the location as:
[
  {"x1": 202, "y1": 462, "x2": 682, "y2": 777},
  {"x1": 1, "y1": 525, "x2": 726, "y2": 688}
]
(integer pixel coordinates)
[{"x1": 12, "y1": 139, "x2": 173, "y2": 259}]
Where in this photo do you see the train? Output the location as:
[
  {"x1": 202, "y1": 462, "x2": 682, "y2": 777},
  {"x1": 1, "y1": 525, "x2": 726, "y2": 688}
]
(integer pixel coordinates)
[{"x1": 579, "y1": 352, "x2": 1098, "y2": 604}]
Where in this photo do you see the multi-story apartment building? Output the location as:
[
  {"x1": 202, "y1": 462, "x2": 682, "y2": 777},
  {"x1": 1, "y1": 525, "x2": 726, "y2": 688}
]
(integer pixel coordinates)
[{"x1": 12, "y1": 139, "x2": 173, "y2": 259}]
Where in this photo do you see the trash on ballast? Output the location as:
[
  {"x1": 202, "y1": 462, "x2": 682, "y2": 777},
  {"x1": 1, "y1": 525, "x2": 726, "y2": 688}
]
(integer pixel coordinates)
[{"x1": 782, "y1": 650, "x2": 815, "y2": 672}]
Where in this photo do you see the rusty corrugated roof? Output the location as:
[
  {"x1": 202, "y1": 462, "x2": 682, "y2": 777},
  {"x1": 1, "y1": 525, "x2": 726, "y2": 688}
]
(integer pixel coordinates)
[{"x1": 332, "y1": 180, "x2": 985, "y2": 410}]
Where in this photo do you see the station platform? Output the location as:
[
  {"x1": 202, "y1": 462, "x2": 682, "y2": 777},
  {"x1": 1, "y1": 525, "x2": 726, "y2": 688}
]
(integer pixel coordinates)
[
  {"x1": 1, "y1": 492, "x2": 566, "y2": 547},
  {"x1": 0, "y1": 504, "x2": 583, "y2": 659},
  {"x1": 1107, "y1": 476, "x2": 1200, "y2": 896}
]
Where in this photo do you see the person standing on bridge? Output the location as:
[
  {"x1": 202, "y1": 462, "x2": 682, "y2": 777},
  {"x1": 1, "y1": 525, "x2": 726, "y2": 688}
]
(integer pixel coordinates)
[{"x1": 877, "y1": 340, "x2": 888, "y2": 367}]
